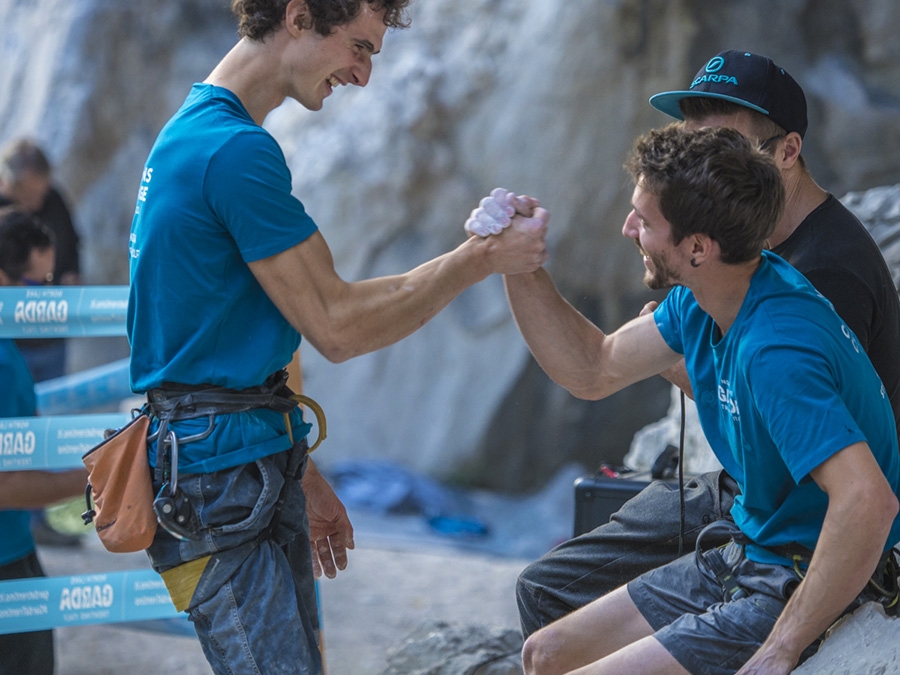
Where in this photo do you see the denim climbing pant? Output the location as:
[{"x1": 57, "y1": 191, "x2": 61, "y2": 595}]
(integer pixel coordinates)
[{"x1": 146, "y1": 440, "x2": 321, "y2": 675}]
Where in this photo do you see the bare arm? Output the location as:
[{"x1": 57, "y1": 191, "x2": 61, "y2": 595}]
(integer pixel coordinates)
[
  {"x1": 0, "y1": 468, "x2": 88, "y2": 509},
  {"x1": 250, "y1": 211, "x2": 548, "y2": 363},
  {"x1": 737, "y1": 442, "x2": 899, "y2": 675},
  {"x1": 504, "y1": 269, "x2": 679, "y2": 401}
]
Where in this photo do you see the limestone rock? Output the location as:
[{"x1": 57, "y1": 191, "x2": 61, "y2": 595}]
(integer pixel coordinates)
[
  {"x1": 624, "y1": 385, "x2": 721, "y2": 475},
  {"x1": 792, "y1": 603, "x2": 900, "y2": 674},
  {"x1": 2, "y1": 0, "x2": 899, "y2": 491},
  {"x1": 383, "y1": 620, "x2": 523, "y2": 675},
  {"x1": 842, "y1": 185, "x2": 900, "y2": 290}
]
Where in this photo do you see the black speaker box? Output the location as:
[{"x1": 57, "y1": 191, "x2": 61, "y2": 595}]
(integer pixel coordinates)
[{"x1": 572, "y1": 472, "x2": 658, "y2": 537}]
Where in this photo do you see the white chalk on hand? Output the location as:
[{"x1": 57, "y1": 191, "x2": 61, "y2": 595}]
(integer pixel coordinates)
[
  {"x1": 465, "y1": 187, "x2": 516, "y2": 237},
  {"x1": 489, "y1": 187, "x2": 516, "y2": 216}
]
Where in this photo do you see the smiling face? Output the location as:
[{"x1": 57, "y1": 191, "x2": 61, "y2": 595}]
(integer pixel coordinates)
[
  {"x1": 622, "y1": 183, "x2": 685, "y2": 290},
  {"x1": 286, "y1": 3, "x2": 387, "y2": 111}
]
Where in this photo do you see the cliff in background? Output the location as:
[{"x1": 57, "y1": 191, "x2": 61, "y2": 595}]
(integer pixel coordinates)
[{"x1": 2, "y1": 0, "x2": 899, "y2": 491}]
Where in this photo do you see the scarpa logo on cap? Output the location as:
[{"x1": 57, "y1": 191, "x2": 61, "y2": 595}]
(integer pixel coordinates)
[
  {"x1": 705, "y1": 56, "x2": 725, "y2": 73},
  {"x1": 692, "y1": 55, "x2": 738, "y2": 89}
]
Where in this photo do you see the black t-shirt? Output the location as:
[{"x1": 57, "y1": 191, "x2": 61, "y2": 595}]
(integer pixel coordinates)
[
  {"x1": 35, "y1": 187, "x2": 80, "y2": 279},
  {"x1": 773, "y1": 194, "x2": 900, "y2": 434}
]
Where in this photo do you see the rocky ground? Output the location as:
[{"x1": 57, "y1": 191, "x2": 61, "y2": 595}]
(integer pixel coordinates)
[
  {"x1": 44, "y1": 538, "x2": 530, "y2": 675},
  {"x1": 37, "y1": 460, "x2": 900, "y2": 674},
  {"x1": 40, "y1": 465, "x2": 582, "y2": 675}
]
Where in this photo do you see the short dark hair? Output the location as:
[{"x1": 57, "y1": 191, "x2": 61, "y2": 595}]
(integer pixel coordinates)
[
  {"x1": 0, "y1": 208, "x2": 54, "y2": 282},
  {"x1": 624, "y1": 124, "x2": 785, "y2": 265},
  {"x1": 677, "y1": 96, "x2": 808, "y2": 169},
  {"x1": 0, "y1": 139, "x2": 51, "y2": 185},
  {"x1": 678, "y1": 97, "x2": 786, "y2": 143},
  {"x1": 232, "y1": 0, "x2": 412, "y2": 41}
]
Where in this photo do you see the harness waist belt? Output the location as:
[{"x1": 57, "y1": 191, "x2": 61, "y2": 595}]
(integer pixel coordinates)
[{"x1": 147, "y1": 370, "x2": 297, "y2": 421}]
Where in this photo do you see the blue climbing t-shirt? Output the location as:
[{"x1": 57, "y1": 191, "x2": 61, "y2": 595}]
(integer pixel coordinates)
[
  {"x1": 654, "y1": 252, "x2": 900, "y2": 564},
  {"x1": 0, "y1": 339, "x2": 37, "y2": 566},
  {"x1": 127, "y1": 84, "x2": 317, "y2": 472}
]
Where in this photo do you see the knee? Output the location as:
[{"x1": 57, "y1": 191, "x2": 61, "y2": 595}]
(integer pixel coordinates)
[
  {"x1": 521, "y1": 628, "x2": 562, "y2": 675},
  {"x1": 516, "y1": 563, "x2": 538, "y2": 603},
  {"x1": 516, "y1": 564, "x2": 544, "y2": 636}
]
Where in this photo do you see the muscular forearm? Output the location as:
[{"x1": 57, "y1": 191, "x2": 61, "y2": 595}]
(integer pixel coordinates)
[
  {"x1": 504, "y1": 269, "x2": 677, "y2": 400},
  {"x1": 0, "y1": 468, "x2": 88, "y2": 509},
  {"x1": 739, "y1": 445, "x2": 898, "y2": 673},
  {"x1": 253, "y1": 219, "x2": 547, "y2": 363},
  {"x1": 504, "y1": 269, "x2": 608, "y2": 398},
  {"x1": 315, "y1": 238, "x2": 493, "y2": 360}
]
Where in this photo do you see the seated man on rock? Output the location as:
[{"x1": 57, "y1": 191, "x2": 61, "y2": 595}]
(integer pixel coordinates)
[
  {"x1": 513, "y1": 50, "x2": 900, "y2": 648},
  {"x1": 477, "y1": 124, "x2": 900, "y2": 674}
]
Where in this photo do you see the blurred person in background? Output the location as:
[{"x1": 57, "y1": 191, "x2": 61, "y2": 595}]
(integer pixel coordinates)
[
  {"x1": 0, "y1": 138, "x2": 82, "y2": 381},
  {"x1": 0, "y1": 138, "x2": 86, "y2": 546},
  {"x1": 0, "y1": 208, "x2": 89, "y2": 675}
]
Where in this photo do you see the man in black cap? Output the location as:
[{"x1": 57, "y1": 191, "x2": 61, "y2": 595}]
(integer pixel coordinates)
[{"x1": 514, "y1": 49, "x2": 900, "y2": 646}]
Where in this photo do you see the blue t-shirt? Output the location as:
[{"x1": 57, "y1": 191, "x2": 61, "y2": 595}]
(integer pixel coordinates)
[
  {"x1": 655, "y1": 252, "x2": 900, "y2": 564},
  {"x1": 0, "y1": 339, "x2": 37, "y2": 566},
  {"x1": 127, "y1": 84, "x2": 316, "y2": 472}
]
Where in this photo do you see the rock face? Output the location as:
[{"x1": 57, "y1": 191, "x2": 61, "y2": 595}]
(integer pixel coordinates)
[
  {"x1": 383, "y1": 621, "x2": 523, "y2": 675},
  {"x1": 793, "y1": 603, "x2": 900, "y2": 674},
  {"x1": 2, "y1": 0, "x2": 900, "y2": 491}
]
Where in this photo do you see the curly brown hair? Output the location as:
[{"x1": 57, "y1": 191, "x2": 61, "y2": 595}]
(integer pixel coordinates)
[
  {"x1": 624, "y1": 124, "x2": 784, "y2": 265},
  {"x1": 232, "y1": 0, "x2": 412, "y2": 41}
]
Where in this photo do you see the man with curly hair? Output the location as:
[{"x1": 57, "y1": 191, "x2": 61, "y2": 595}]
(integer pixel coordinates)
[
  {"x1": 503, "y1": 125, "x2": 900, "y2": 674},
  {"x1": 513, "y1": 53, "x2": 900, "y2": 659},
  {"x1": 127, "y1": 1, "x2": 548, "y2": 673}
]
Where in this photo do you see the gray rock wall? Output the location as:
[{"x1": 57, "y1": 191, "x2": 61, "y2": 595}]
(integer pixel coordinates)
[{"x1": 2, "y1": 0, "x2": 899, "y2": 490}]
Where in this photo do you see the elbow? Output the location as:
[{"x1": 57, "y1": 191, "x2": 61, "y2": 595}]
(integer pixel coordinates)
[
  {"x1": 303, "y1": 329, "x2": 361, "y2": 364},
  {"x1": 312, "y1": 341, "x2": 355, "y2": 364},
  {"x1": 868, "y1": 482, "x2": 899, "y2": 543},
  {"x1": 885, "y1": 489, "x2": 899, "y2": 523},
  {"x1": 563, "y1": 375, "x2": 617, "y2": 402},
  {"x1": 566, "y1": 385, "x2": 609, "y2": 401},
  {"x1": 556, "y1": 359, "x2": 621, "y2": 401},
  {"x1": 875, "y1": 476, "x2": 899, "y2": 523}
]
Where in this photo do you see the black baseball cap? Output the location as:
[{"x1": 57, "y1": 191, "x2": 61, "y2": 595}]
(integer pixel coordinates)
[{"x1": 649, "y1": 50, "x2": 808, "y2": 139}]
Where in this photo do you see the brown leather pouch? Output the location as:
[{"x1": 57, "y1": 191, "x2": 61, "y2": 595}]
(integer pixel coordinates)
[{"x1": 82, "y1": 413, "x2": 157, "y2": 552}]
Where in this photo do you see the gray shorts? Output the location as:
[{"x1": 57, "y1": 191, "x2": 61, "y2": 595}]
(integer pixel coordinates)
[{"x1": 627, "y1": 541, "x2": 804, "y2": 675}]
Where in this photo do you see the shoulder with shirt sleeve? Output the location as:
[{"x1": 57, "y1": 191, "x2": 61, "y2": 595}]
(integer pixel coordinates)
[
  {"x1": 653, "y1": 286, "x2": 693, "y2": 353},
  {"x1": 205, "y1": 128, "x2": 318, "y2": 262}
]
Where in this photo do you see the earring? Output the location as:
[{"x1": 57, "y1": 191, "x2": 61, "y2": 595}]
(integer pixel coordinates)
[{"x1": 690, "y1": 258, "x2": 700, "y2": 268}]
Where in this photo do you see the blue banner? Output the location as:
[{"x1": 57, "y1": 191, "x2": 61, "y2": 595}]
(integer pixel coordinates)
[
  {"x1": 35, "y1": 358, "x2": 133, "y2": 415},
  {"x1": 0, "y1": 286, "x2": 128, "y2": 338},
  {"x1": 0, "y1": 414, "x2": 130, "y2": 471},
  {"x1": 0, "y1": 569, "x2": 182, "y2": 634}
]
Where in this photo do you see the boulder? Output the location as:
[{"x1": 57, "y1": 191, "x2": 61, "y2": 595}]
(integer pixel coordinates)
[
  {"x1": 793, "y1": 603, "x2": 900, "y2": 674},
  {"x1": 383, "y1": 620, "x2": 523, "y2": 675},
  {"x1": 2, "y1": 0, "x2": 899, "y2": 490}
]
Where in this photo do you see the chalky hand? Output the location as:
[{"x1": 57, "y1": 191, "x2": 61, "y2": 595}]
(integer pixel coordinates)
[{"x1": 465, "y1": 187, "x2": 517, "y2": 237}]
